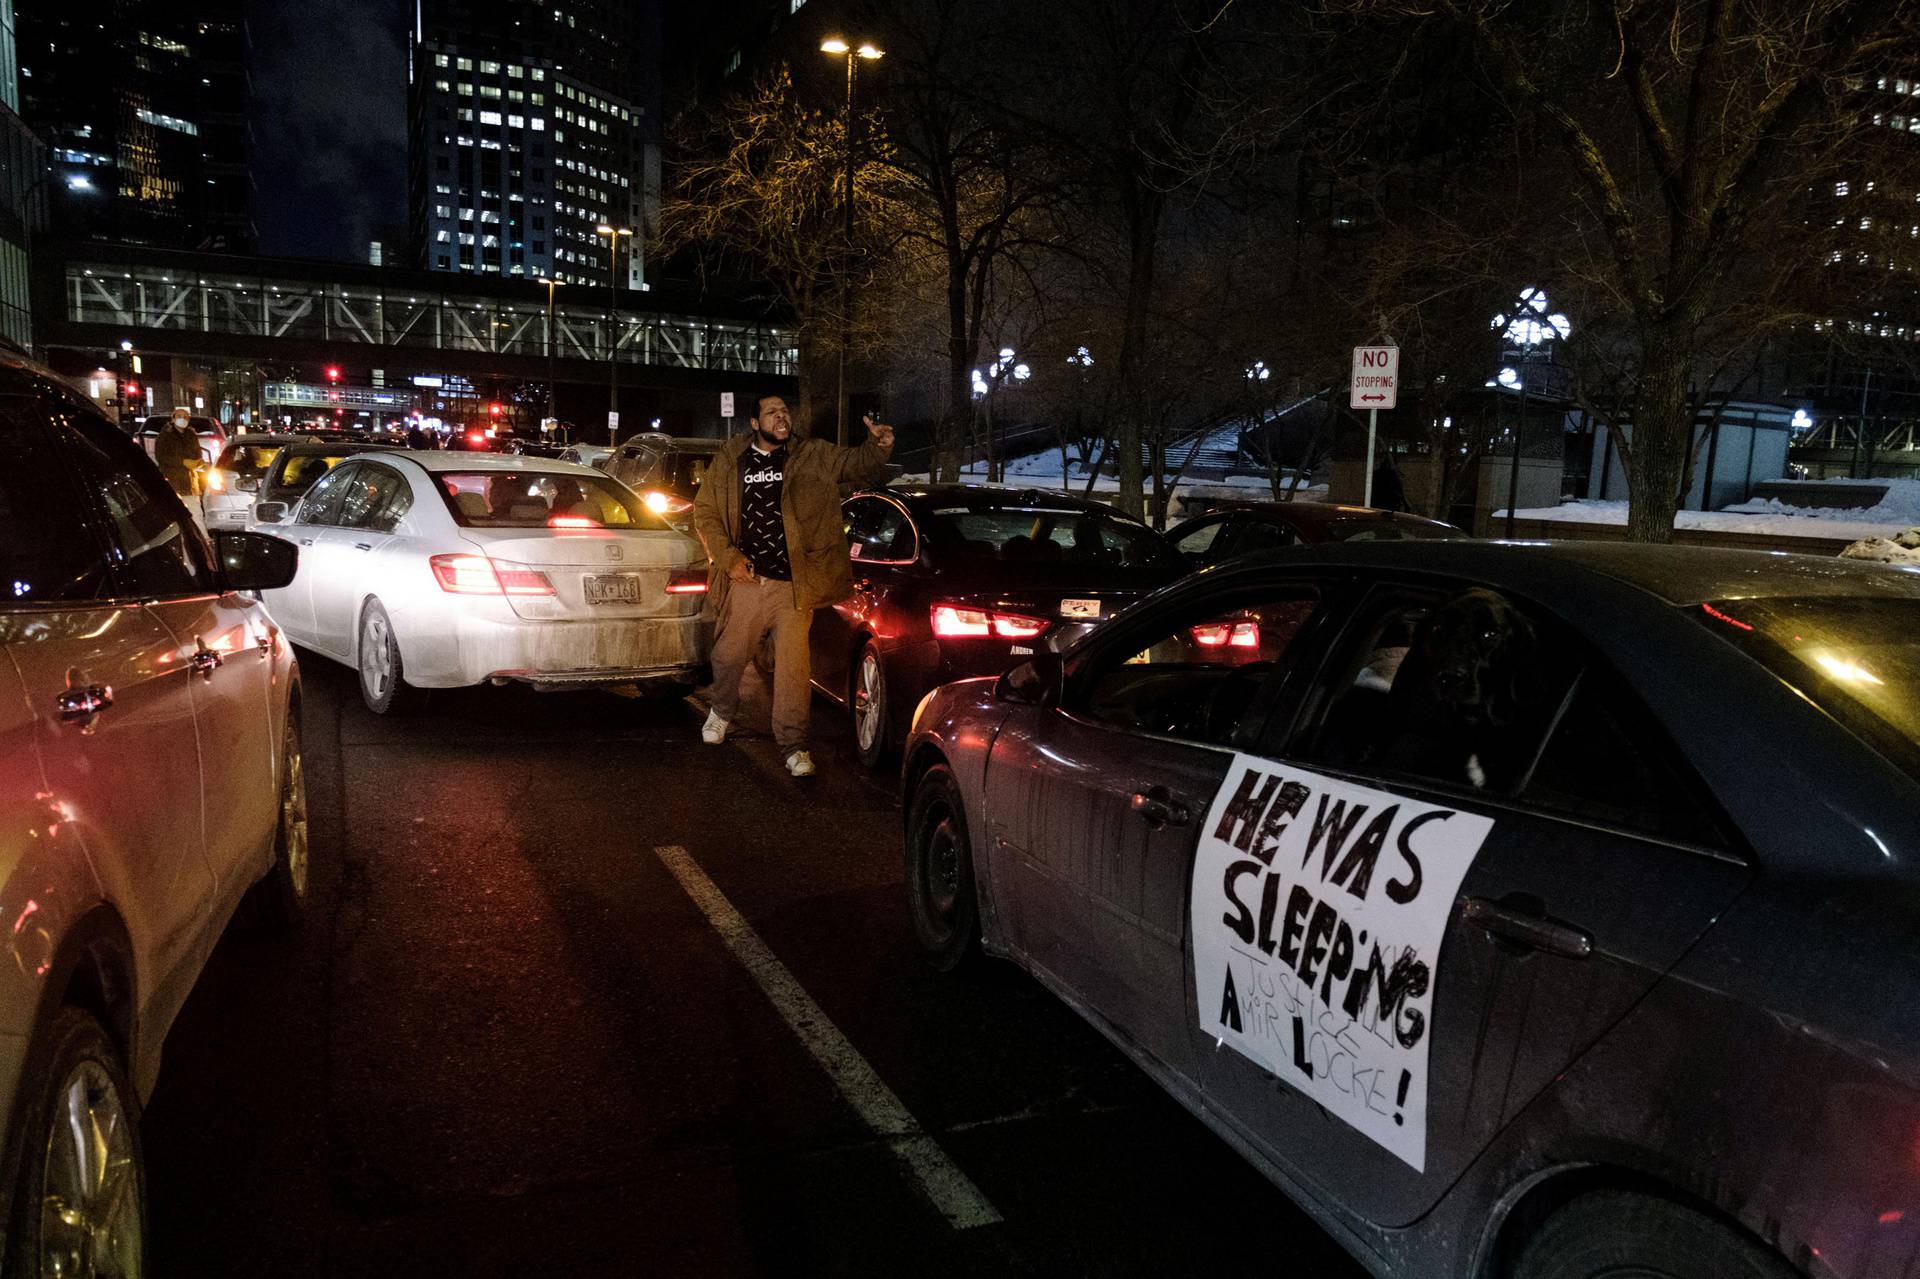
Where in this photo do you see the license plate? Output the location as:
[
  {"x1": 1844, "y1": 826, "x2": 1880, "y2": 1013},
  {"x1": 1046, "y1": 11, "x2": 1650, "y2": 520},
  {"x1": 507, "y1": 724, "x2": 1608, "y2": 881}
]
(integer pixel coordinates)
[
  {"x1": 1060, "y1": 598, "x2": 1102, "y2": 619},
  {"x1": 584, "y1": 573, "x2": 643, "y2": 604}
]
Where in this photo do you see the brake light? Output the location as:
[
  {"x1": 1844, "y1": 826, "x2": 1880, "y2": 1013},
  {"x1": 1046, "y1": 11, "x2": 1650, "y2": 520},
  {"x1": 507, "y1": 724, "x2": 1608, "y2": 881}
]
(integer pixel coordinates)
[
  {"x1": 429, "y1": 553, "x2": 555, "y2": 596},
  {"x1": 666, "y1": 567, "x2": 708, "y2": 594},
  {"x1": 1192, "y1": 621, "x2": 1260, "y2": 648},
  {"x1": 642, "y1": 490, "x2": 693, "y2": 515},
  {"x1": 548, "y1": 515, "x2": 601, "y2": 528},
  {"x1": 931, "y1": 605, "x2": 1050, "y2": 640}
]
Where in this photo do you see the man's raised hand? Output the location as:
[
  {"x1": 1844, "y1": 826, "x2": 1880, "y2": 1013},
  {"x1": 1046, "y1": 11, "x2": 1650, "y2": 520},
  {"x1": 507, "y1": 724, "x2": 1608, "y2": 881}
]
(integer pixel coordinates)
[{"x1": 862, "y1": 413, "x2": 895, "y2": 449}]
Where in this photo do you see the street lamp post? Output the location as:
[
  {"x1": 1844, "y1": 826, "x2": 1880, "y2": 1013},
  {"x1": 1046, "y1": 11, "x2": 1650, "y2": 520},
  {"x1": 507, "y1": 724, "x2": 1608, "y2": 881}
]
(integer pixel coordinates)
[
  {"x1": 821, "y1": 38, "x2": 884, "y2": 447},
  {"x1": 538, "y1": 276, "x2": 562, "y2": 430},
  {"x1": 596, "y1": 225, "x2": 633, "y2": 444}
]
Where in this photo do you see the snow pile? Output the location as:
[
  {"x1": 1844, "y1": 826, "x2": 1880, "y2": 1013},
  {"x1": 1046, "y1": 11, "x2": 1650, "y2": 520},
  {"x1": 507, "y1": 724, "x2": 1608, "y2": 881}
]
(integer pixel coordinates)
[
  {"x1": 1505, "y1": 481, "x2": 1920, "y2": 542},
  {"x1": 1840, "y1": 527, "x2": 1920, "y2": 565}
]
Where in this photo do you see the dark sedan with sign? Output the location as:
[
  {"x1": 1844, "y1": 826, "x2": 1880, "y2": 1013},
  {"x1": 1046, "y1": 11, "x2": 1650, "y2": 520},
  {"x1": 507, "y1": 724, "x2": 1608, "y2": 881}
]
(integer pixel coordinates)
[
  {"x1": 812, "y1": 485, "x2": 1188, "y2": 768},
  {"x1": 901, "y1": 540, "x2": 1920, "y2": 1279}
]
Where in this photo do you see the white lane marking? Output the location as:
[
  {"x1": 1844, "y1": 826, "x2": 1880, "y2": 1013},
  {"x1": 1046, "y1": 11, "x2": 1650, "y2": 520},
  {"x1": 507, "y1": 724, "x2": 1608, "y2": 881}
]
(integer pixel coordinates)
[{"x1": 652, "y1": 844, "x2": 1003, "y2": 1231}]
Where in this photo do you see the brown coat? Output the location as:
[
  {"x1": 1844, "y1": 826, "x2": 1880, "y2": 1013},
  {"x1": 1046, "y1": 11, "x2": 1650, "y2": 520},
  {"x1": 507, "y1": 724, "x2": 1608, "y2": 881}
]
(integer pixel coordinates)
[{"x1": 692, "y1": 431, "x2": 893, "y2": 615}]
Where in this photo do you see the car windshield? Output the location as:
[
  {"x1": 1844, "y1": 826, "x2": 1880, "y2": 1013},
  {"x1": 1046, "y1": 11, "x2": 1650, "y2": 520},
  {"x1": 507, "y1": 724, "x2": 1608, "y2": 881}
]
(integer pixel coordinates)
[
  {"x1": 1697, "y1": 595, "x2": 1920, "y2": 780},
  {"x1": 216, "y1": 443, "x2": 284, "y2": 478},
  {"x1": 1327, "y1": 516, "x2": 1457, "y2": 541},
  {"x1": 930, "y1": 506, "x2": 1180, "y2": 572},
  {"x1": 434, "y1": 469, "x2": 667, "y2": 529}
]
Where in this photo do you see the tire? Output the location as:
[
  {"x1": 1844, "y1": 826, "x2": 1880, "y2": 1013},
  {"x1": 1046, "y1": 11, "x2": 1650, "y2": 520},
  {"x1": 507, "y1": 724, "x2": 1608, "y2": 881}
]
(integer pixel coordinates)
[
  {"x1": 4, "y1": 1007, "x2": 146, "y2": 1279},
  {"x1": 357, "y1": 599, "x2": 421, "y2": 715},
  {"x1": 1511, "y1": 1190, "x2": 1797, "y2": 1279},
  {"x1": 238, "y1": 714, "x2": 311, "y2": 930},
  {"x1": 850, "y1": 641, "x2": 894, "y2": 770},
  {"x1": 904, "y1": 764, "x2": 983, "y2": 973}
]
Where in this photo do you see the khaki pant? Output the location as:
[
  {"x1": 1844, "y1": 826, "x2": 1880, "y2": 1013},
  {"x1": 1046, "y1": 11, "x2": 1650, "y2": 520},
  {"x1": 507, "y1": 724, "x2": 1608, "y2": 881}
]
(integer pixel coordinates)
[{"x1": 708, "y1": 575, "x2": 814, "y2": 753}]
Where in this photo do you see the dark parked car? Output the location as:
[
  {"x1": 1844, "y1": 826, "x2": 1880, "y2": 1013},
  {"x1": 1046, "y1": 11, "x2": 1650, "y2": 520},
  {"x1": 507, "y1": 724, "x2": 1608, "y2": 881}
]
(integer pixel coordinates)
[
  {"x1": 1167, "y1": 500, "x2": 1461, "y2": 567},
  {"x1": 902, "y1": 539, "x2": 1920, "y2": 1278},
  {"x1": 249, "y1": 441, "x2": 401, "y2": 523},
  {"x1": 813, "y1": 485, "x2": 1188, "y2": 767},
  {"x1": 600, "y1": 432, "x2": 723, "y2": 526}
]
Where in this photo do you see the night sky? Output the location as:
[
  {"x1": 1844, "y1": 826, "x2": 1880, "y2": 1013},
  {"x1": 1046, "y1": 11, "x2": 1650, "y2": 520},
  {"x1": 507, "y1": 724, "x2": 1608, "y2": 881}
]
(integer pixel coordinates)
[{"x1": 251, "y1": 0, "x2": 410, "y2": 262}]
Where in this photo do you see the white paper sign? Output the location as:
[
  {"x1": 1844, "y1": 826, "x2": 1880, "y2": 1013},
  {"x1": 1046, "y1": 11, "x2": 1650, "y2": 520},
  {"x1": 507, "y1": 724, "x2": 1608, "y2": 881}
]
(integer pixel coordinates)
[
  {"x1": 607, "y1": 410, "x2": 621, "y2": 429},
  {"x1": 721, "y1": 391, "x2": 736, "y2": 417},
  {"x1": 1189, "y1": 754, "x2": 1493, "y2": 1172}
]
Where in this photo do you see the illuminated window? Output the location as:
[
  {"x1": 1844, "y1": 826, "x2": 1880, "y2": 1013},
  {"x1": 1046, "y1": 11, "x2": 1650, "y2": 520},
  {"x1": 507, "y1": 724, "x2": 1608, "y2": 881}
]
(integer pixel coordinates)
[
  {"x1": 456, "y1": 57, "x2": 473, "y2": 71},
  {"x1": 508, "y1": 65, "x2": 524, "y2": 79},
  {"x1": 480, "y1": 110, "x2": 502, "y2": 125},
  {"x1": 435, "y1": 53, "x2": 449, "y2": 67},
  {"x1": 480, "y1": 60, "x2": 500, "y2": 74},
  {"x1": 531, "y1": 118, "x2": 546, "y2": 132},
  {"x1": 1836, "y1": 180, "x2": 1851, "y2": 196}
]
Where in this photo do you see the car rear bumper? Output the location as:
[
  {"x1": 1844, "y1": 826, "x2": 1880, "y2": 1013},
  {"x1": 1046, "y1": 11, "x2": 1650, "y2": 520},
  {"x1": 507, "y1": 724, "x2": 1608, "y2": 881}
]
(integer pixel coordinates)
[{"x1": 400, "y1": 610, "x2": 711, "y2": 689}]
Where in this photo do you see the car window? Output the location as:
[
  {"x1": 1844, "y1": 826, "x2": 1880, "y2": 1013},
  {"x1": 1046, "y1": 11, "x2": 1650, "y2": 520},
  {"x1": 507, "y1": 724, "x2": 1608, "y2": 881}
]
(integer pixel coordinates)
[
  {"x1": 1520, "y1": 667, "x2": 1727, "y2": 847},
  {"x1": 1328, "y1": 516, "x2": 1456, "y2": 542},
  {"x1": 1224, "y1": 518, "x2": 1297, "y2": 556},
  {"x1": 1172, "y1": 517, "x2": 1229, "y2": 558},
  {"x1": 0, "y1": 399, "x2": 116, "y2": 602},
  {"x1": 845, "y1": 497, "x2": 913, "y2": 563},
  {"x1": 1292, "y1": 586, "x2": 1574, "y2": 796},
  {"x1": 215, "y1": 442, "x2": 284, "y2": 480},
  {"x1": 930, "y1": 507, "x2": 1181, "y2": 573},
  {"x1": 336, "y1": 464, "x2": 414, "y2": 532},
  {"x1": 272, "y1": 451, "x2": 356, "y2": 498},
  {"x1": 294, "y1": 464, "x2": 361, "y2": 527},
  {"x1": 56, "y1": 402, "x2": 212, "y2": 597},
  {"x1": 1072, "y1": 590, "x2": 1323, "y2": 748},
  {"x1": 432, "y1": 470, "x2": 668, "y2": 529}
]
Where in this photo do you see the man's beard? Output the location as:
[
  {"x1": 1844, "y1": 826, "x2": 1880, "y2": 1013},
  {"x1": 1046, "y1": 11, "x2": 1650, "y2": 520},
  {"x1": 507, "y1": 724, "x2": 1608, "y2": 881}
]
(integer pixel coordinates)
[{"x1": 751, "y1": 424, "x2": 787, "y2": 449}]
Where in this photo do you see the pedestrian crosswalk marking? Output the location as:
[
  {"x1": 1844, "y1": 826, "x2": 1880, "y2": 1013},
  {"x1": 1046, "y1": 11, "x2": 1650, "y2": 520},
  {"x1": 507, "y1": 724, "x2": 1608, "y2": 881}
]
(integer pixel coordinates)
[{"x1": 651, "y1": 844, "x2": 1004, "y2": 1231}]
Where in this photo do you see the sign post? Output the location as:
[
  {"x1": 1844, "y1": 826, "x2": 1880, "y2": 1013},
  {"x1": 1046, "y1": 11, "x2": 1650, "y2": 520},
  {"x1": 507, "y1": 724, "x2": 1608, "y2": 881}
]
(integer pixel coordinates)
[
  {"x1": 606, "y1": 409, "x2": 620, "y2": 445},
  {"x1": 1350, "y1": 344, "x2": 1400, "y2": 507},
  {"x1": 720, "y1": 391, "x2": 735, "y2": 436}
]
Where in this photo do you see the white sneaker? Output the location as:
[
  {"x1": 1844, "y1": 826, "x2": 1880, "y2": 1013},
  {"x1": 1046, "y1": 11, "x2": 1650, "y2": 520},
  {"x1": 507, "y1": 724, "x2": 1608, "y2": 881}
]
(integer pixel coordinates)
[
  {"x1": 785, "y1": 750, "x2": 815, "y2": 778},
  {"x1": 701, "y1": 709, "x2": 729, "y2": 744}
]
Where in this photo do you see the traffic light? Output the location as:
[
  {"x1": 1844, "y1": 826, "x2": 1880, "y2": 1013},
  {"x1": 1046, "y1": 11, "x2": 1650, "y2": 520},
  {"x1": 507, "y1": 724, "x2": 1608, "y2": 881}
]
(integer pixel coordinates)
[
  {"x1": 488, "y1": 402, "x2": 502, "y2": 416},
  {"x1": 325, "y1": 365, "x2": 342, "y2": 384},
  {"x1": 122, "y1": 380, "x2": 140, "y2": 400}
]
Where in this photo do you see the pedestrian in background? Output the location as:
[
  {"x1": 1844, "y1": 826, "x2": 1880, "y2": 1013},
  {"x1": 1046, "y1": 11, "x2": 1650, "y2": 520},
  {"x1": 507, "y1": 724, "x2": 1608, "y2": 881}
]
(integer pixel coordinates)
[
  {"x1": 693, "y1": 394, "x2": 893, "y2": 777},
  {"x1": 155, "y1": 406, "x2": 202, "y2": 497}
]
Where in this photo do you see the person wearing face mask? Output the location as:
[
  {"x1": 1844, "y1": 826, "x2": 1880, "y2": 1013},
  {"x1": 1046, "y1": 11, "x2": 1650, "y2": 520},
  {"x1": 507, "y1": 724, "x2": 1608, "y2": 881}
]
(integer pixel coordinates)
[
  {"x1": 155, "y1": 407, "x2": 203, "y2": 497},
  {"x1": 692, "y1": 394, "x2": 894, "y2": 778}
]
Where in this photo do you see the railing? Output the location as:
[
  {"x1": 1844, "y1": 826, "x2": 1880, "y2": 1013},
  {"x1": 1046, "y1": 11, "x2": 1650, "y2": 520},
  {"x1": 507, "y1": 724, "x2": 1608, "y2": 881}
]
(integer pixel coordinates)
[{"x1": 64, "y1": 263, "x2": 797, "y2": 375}]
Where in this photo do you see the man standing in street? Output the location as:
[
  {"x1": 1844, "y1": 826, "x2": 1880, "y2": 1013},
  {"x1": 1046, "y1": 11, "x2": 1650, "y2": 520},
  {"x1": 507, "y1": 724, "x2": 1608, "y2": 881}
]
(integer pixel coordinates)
[
  {"x1": 155, "y1": 407, "x2": 202, "y2": 497},
  {"x1": 693, "y1": 394, "x2": 893, "y2": 777}
]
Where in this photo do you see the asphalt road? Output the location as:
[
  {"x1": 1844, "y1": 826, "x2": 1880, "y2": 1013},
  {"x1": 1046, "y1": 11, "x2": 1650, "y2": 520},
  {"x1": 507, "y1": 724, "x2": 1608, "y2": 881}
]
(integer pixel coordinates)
[{"x1": 140, "y1": 652, "x2": 1368, "y2": 1277}]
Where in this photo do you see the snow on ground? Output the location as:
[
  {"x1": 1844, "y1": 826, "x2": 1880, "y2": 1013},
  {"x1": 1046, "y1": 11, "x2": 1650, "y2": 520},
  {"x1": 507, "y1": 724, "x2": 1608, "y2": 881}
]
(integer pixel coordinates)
[
  {"x1": 1505, "y1": 479, "x2": 1920, "y2": 542},
  {"x1": 897, "y1": 452, "x2": 1329, "y2": 507}
]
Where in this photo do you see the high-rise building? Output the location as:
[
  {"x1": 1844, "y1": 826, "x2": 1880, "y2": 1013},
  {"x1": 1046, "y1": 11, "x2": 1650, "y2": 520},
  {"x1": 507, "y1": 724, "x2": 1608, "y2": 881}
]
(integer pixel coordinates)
[
  {"x1": 0, "y1": 0, "x2": 42, "y2": 346},
  {"x1": 16, "y1": 0, "x2": 253, "y2": 251},
  {"x1": 408, "y1": 0, "x2": 662, "y2": 288}
]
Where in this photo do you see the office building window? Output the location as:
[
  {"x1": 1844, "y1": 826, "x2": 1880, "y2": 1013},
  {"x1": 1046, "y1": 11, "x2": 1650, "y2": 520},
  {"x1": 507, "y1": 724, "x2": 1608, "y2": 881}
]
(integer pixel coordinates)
[
  {"x1": 456, "y1": 56, "x2": 473, "y2": 70},
  {"x1": 435, "y1": 53, "x2": 449, "y2": 67},
  {"x1": 480, "y1": 110, "x2": 502, "y2": 125},
  {"x1": 508, "y1": 65, "x2": 524, "y2": 79}
]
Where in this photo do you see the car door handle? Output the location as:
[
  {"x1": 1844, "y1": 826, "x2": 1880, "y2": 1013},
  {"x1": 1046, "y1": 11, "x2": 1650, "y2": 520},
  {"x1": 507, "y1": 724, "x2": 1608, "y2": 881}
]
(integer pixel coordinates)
[
  {"x1": 353, "y1": 542, "x2": 373, "y2": 551},
  {"x1": 1130, "y1": 785, "x2": 1194, "y2": 829},
  {"x1": 298, "y1": 537, "x2": 315, "y2": 546},
  {"x1": 189, "y1": 646, "x2": 223, "y2": 679},
  {"x1": 1462, "y1": 896, "x2": 1593, "y2": 959},
  {"x1": 56, "y1": 684, "x2": 113, "y2": 721}
]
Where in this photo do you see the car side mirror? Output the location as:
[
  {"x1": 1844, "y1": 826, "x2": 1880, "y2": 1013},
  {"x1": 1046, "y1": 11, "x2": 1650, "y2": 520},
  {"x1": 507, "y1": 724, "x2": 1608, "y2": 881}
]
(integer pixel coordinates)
[
  {"x1": 213, "y1": 531, "x2": 297, "y2": 592},
  {"x1": 253, "y1": 501, "x2": 289, "y2": 523},
  {"x1": 996, "y1": 651, "x2": 1061, "y2": 707}
]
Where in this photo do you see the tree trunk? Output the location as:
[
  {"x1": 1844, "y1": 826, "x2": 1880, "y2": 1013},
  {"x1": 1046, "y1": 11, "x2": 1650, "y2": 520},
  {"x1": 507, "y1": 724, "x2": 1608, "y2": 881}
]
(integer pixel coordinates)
[
  {"x1": 1623, "y1": 342, "x2": 1692, "y2": 543},
  {"x1": 1112, "y1": 228, "x2": 1156, "y2": 519}
]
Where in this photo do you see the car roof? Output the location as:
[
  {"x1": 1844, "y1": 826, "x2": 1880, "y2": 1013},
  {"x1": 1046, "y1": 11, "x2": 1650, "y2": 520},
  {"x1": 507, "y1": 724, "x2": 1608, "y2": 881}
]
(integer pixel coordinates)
[
  {"x1": 1230, "y1": 538, "x2": 1920, "y2": 607},
  {"x1": 389, "y1": 451, "x2": 612, "y2": 478},
  {"x1": 1180, "y1": 500, "x2": 1459, "y2": 532},
  {"x1": 270, "y1": 441, "x2": 401, "y2": 459},
  {"x1": 878, "y1": 483, "x2": 1141, "y2": 519}
]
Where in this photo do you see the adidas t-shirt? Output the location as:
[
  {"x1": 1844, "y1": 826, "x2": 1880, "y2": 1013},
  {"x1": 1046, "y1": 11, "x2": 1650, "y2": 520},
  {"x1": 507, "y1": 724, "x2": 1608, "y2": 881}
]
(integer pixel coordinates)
[{"x1": 738, "y1": 443, "x2": 791, "y2": 580}]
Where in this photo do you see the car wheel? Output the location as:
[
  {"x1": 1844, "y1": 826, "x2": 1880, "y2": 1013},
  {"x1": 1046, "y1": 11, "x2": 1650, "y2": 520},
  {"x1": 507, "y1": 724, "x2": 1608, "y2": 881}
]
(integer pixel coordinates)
[
  {"x1": 904, "y1": 763, "x2": 983, "y2": 973},
  {"x1": 851, "y1": 641, "x2": 893, "y2": 770},
  {"x1": 238, "y1": 714, "x2": 311, "y2": 930},
  {"x1": 1511, "y1": 1191, "x2": 1796, "y2": 1279},
  {"x1": 4, "y1": 1007, "x2": 146, "y2": 1279},
  {"x1": 357, "y1": 600, "x2": 420, "y2": 715}
]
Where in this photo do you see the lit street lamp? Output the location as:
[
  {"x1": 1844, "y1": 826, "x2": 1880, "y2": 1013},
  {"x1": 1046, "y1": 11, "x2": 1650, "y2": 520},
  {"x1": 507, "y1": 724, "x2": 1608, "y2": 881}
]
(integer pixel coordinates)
[
  {"x1": 821, "y1": 36, "x2": 884, "y2": 447},
  {"x1": 538, "y1": 276, "x2": 563, "y2": 431},
  {"x1": 596, "y1": 225, "x2": 633, "y2": 444},
  {"x1": 1489, "y1": 287, "x2": 1571, "y2": 538}
]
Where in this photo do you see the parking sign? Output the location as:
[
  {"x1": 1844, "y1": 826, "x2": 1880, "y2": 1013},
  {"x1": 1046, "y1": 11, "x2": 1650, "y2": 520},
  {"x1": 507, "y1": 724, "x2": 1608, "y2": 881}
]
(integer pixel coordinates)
[{"x1": 1350, "y1": 345, "x2": 1399, "y2": 411}]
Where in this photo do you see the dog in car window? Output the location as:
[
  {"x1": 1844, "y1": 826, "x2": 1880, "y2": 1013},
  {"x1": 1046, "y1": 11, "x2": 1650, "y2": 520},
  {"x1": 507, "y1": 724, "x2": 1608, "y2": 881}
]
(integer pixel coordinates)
[{"x1": 1371, "y1": 588, "x2": 1543, "y2": 791}]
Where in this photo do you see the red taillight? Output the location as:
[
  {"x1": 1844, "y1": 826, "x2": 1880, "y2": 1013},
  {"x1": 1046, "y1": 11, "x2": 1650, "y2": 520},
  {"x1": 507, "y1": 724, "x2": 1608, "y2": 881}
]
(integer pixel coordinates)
[
  {"x1": 1192, "y1": 620, "x2": 1260, "y2": 648},
  {"x1": 548, "y1": 515, "x2": 601, "y2": 529},
  {"x1": 931, "y1": 604, "x2": 1050, "y2": 640},
  {"x1": 666, "y1": 567, "x2": 708, "y2": 594},
  {"x1": 642, "y1": 489, "x2": 694, "y2": 515},
  {"x1": 429, "y1": 553, "x2": 555, "y2": 596}
]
